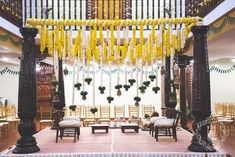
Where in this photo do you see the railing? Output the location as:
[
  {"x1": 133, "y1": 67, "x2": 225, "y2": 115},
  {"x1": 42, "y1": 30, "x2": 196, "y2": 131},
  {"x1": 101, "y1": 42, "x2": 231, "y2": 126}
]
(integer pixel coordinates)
[
  {"x1": 0, "y1": 0, "x2": 23, "y2": 27},
  {"x1": 22, "y1": 0, "x2": 185, "y2": 30},
  {"x1": 185, "y1": 0, "x2": 225, "y2": 17}
]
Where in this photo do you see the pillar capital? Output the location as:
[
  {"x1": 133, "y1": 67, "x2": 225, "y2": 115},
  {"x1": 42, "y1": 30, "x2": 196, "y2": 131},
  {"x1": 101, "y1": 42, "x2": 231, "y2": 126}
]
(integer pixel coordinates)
[
  {"x1": 20, "y1": 27, "x2": 38, "y2": 38},
  {"x1": 191, "y1": 25, "x2": 209, "y2": 36}
]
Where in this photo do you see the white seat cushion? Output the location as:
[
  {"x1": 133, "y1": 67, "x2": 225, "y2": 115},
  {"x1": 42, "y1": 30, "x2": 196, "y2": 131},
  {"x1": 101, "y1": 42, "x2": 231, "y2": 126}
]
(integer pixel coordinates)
[
  {"x1": 59, "y1": 120, "x2": 81, "y2": 127},
  {"x1": 63, "y1": 116, "x2": 80, "y2": 122},
  {"x1": 154, "y1": 119, "x2": 174, "y2": 127},
  {"x1": 150, "y1": 116, "x2": 167, "y2": 124},
  {"x1": 121, "y1": 123, "x2": 138, "y2": 126}
]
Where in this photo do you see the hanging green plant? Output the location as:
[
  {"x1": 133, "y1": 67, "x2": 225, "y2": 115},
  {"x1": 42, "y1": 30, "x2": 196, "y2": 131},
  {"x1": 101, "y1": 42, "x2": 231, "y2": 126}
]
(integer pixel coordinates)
[
  {"x1": 107, "y1": 96, "x2": 114, "y2": 104},
  {"x1": 134, "y1": 96, "x2": 141, "y2": 107},
  {"x1": 152, "y1": 86, "x2": 160, "y2": 94},
  {"x1": 128, "y1": 79, "x2": 136, "y2": 86},
  {"x1": 85, "y1": 78, "x2": 92, "y2": 85},
  {"x1": 149, "y1": 75, "x2": 156, "y2": 82},
  {"x1": 80, "y1": 91, "x2": 88, "y2": 100},
  {"x1": 74, "y1": 83, "x2": 82, "y2": 90},
  {"x1": 98, "y1": 86, "x2": 106, "y2": 94},
  {"x1": 139, "y1": 86, "x2": 146, "y2": 94},
  {"x1": 143, "y1": 81, "x2": 150, "y2": 87},
  {"x1": 69, "y1": 105, "x2": 76, "y2": 111},
  {"x1": 115, "y1": 84, "x2": 122, "y2": 89},
  {"x1": 123, "y1": 84, "x2": 131, "y2": 91},
  {"x1": 90, "y1": 107, "x2": 98, "y2": 114}
]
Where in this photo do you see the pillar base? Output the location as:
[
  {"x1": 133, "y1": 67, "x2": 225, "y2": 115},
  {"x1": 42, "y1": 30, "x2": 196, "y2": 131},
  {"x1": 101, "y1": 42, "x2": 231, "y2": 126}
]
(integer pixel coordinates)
[
  {"x1": 188, "y1": 136, "x2": 216, "y2": 152},
  {"x1": 13, "y1": 136, "x2": 40, "y2": 154}
]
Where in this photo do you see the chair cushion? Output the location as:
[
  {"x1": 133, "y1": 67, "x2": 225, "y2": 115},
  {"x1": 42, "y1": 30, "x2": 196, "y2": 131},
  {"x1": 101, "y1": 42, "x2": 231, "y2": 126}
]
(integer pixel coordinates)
[
  {"x1": 150, "y1": 116, "x2": 167, "y2": 124},
  {"x1": 154, "y1": 119, "x2": 174, "y2": 127},
  {"x1": 59, "y1": 120, "x2": 81, "y2": 127},
  {"x1": 63, "y1": 116, "x2": 80, "y2": 121}
]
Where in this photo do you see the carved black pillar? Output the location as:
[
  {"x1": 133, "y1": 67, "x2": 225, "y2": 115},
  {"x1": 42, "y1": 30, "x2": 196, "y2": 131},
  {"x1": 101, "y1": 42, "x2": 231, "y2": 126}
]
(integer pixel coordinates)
[
  {"x1": 188, "y1": 26, "x2": 216, "y2": 152},
  {"x1": 13, "y1": 27, "x2": 40, "y2": 154},
  {"x1": 58, "y1": 59, "x2": 65, "y2": 109},
  {"x1": 178, "y1": 55, "x2": 191, "y2": 128},
  {"x1": 164, "y1": 56, "x2": 171, "y2": 107}
]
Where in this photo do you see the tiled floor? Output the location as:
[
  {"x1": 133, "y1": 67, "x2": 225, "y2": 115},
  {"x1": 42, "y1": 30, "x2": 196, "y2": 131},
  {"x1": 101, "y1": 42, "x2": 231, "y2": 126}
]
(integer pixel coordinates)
[{"x1": 0, "y1": 123, "x2": 234, "y2": 156}]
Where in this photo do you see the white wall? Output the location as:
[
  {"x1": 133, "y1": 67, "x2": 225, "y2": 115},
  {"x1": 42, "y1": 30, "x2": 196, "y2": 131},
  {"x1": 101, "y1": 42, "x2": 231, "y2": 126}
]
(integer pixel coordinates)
[
  {"x1": 0, "y1": 62, "x2": 19, "y2": 105},
  {"x1": 64, "y1": 64, "x2": 162, "y2": 116},
  {"x1": 210, "y1": 60, "x2": 235, "y2": 111}
]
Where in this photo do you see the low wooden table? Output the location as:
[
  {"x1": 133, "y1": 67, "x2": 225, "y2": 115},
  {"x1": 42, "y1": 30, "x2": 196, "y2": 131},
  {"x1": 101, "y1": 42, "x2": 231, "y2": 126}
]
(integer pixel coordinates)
[
  {"x1": 121, "y1": 123, "x2": 139, "y2": 133},
  {"x1": 91, "y1": 124, "x2": 109, "y2": 134}
]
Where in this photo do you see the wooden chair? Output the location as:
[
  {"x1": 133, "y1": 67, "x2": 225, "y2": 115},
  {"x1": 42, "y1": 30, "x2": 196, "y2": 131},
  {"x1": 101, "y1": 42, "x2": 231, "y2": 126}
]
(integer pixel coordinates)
[
  {"x1": 39, "y1": 106, "x2": 53, "y2": 130},
  {"x1": 83, "y1": 106, "x2": 97, "y2": 126},
  {"x1": 98, "y1": 105, "x2": 110, "y2": 124},
  {"x1": 128, "y1": 105, "x2": 141, "y2": 124},
  {"x1": 114, "y1": 106, "x2": 125, "y2": 122},
  {"x1": 154, "y1": 109, "x2": 181, "y2": 142},
  {"x1": 142, "y1": 105, "x2": 154, "y2": 118}
]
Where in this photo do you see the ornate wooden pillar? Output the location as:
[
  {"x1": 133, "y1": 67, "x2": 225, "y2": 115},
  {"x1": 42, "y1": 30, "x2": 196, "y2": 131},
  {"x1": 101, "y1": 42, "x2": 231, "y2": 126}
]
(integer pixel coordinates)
[
  {"x1": 188, "y1": 26, "x2": 216, "y2": 152},
  {"x1": 164, "y1": 56, "x2": 171, "y2": 107},
  {"x1": 13, "y1": 27, "x2": 40, "y2": 154},
  {"x1": 178, "y1": 55, "x2": 191, "y2": 128}
]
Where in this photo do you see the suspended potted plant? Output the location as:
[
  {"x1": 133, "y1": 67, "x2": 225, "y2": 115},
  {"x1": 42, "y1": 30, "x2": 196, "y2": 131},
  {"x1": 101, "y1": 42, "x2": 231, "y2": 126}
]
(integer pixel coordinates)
[
  {"x1": 85, "y1": 78, "x2": 92, "y2": 85},
  {"x1": 115, "y1": 85, "x2": 122, "y2": 96},
  {"x1": 123, "y1": 84, "x2": 130, "y2": 91},
  {"x1": 134, "y1": 96, "x2": 141, "y2": 107},
  {"x1": 139, "y1": 86, "x2": 146, "y2": 94},
  {"x1": 107, "y1": 96, "x2": 114, "y2": 104},
  {"x1": 74, "y1": 82, "x2": 82, "y2": 90},
  {"x1": 98, "y1": 86, "x2": 106, "y2": 94},
  {"x1": 152, "y1": 86, "x2": 160, "y2": 94},
  {"x1": 69, "y1": 105, "x2": 76, "y2": 111},
  {"x1": 143, "y1": 81, "x2": 150, "y2": 87},
  {"x1": 90, "y1": 107, "x2": 98, "y2": 114},
  {"x1": 149, "y1": 75, "x2": 156, "y2": 82},
  {"x1": 128, "y1": 79, "x2": 136, "y2": 86},
  {"x1": 80, "y1": 91, "x2": 88, "y2": 100}
]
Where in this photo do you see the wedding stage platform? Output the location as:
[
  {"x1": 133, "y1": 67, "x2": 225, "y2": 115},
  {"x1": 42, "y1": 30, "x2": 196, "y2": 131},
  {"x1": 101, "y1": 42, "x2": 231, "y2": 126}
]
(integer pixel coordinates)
[{"x1": 1, "y1": 127, "x2": 229, "y2": 157}]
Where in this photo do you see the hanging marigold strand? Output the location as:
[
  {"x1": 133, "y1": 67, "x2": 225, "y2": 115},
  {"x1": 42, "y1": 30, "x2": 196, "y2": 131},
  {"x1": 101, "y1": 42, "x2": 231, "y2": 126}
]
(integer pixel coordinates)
[
  {"x1": 60, "y1": 26, "x2": 65, "y2": 49},
  {"x1": 110, "y1": 24, "x2": 115, "y2": 62},
  {"x1": 177, "y1": 30, "x2": 182, "y2": 50},
  {"x1": 48, "y1": 30, "x2": 53, "y2": 56},
  {"x1": 40, "y1": 25, "x2": 45, "y2": 53},
  {"x1": 99, "y1": 25, "x2": 104, "y2": 46}
]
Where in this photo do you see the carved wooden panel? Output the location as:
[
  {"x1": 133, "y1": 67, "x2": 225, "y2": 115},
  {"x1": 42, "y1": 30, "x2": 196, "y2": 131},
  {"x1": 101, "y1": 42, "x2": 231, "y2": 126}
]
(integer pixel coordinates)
[{"x1": 36, "y1": 64, "x2": 54, "y2": 116}]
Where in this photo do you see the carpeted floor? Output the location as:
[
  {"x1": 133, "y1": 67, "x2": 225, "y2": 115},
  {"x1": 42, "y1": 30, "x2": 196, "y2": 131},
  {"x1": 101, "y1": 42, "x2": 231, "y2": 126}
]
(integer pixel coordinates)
[{"x1": 3, "y1": 127, "x2": 227, "y2": 154}]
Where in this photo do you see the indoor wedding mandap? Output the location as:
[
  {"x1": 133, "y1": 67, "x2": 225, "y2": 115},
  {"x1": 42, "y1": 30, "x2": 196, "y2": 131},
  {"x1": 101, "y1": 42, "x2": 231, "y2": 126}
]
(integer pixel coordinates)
[{"x1": 0, "y1": 0, "x2": 235, "y2": 157}]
